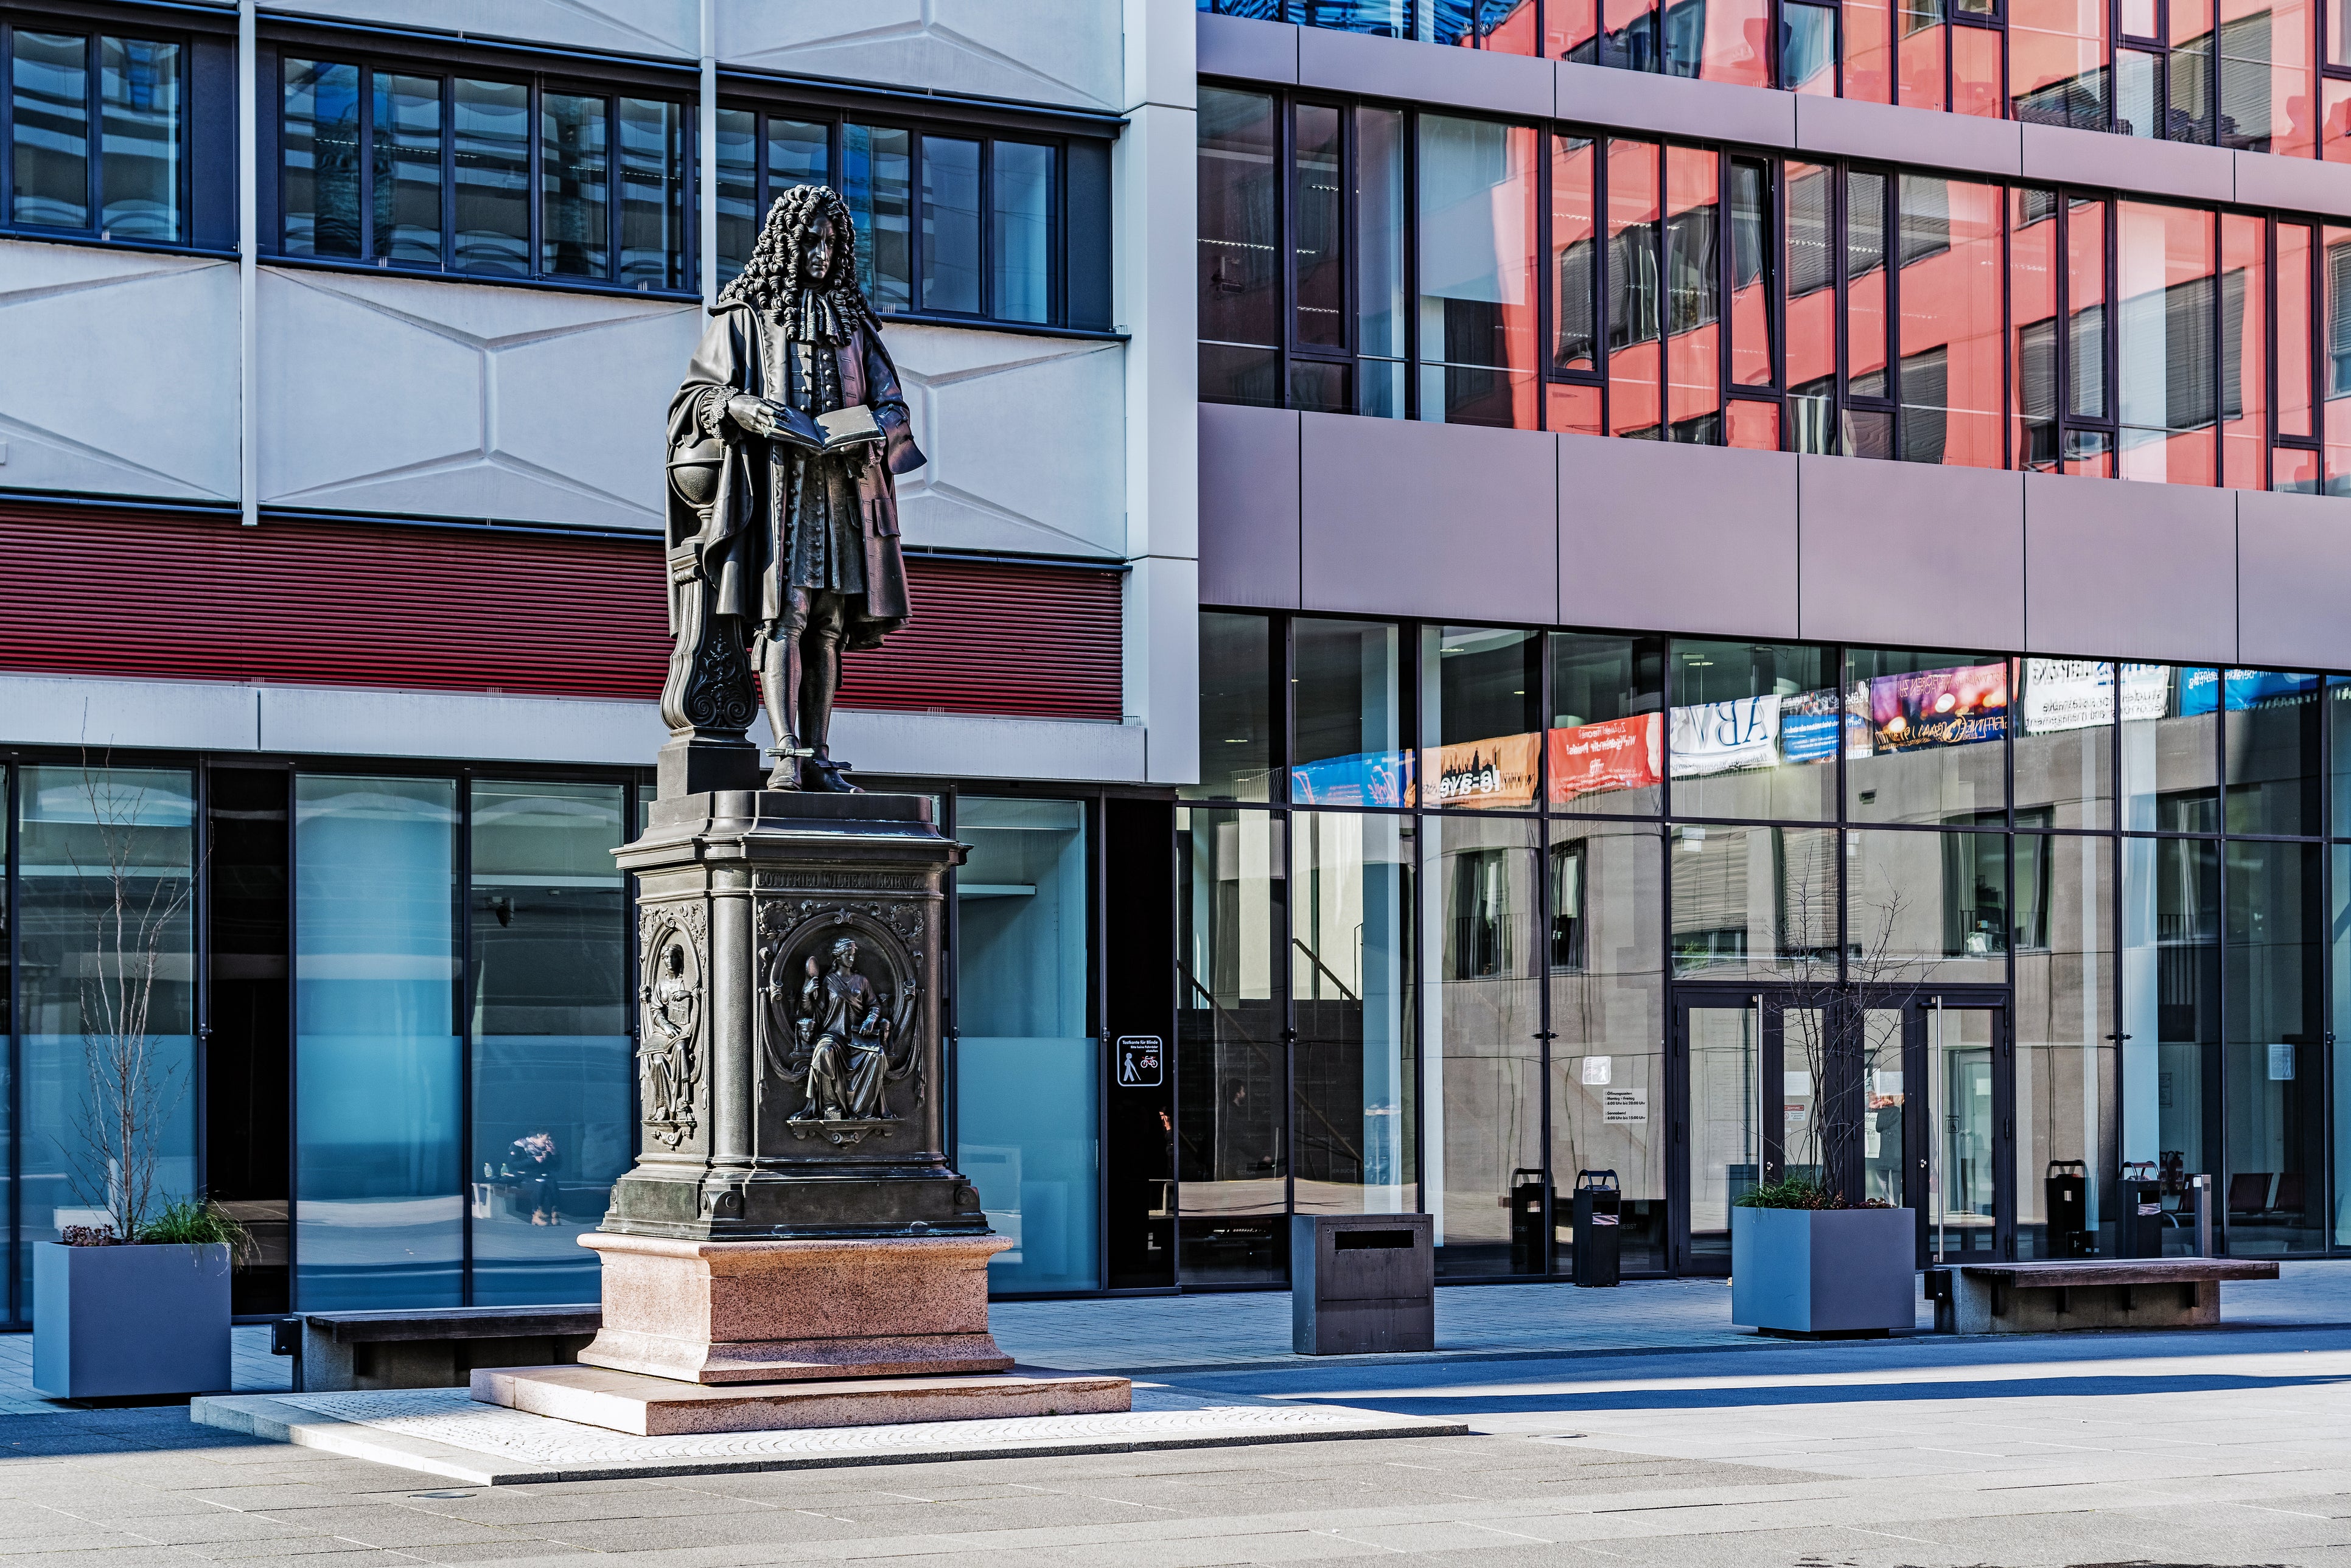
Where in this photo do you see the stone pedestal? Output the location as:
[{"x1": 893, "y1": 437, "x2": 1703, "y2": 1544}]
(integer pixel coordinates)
[
  {"x1": 575, "y1": 1233, "x2": 1016, "y2": 1384},
  {"x1": 473, "y1": 1364, "x2": 1128, "y2": 1437}
]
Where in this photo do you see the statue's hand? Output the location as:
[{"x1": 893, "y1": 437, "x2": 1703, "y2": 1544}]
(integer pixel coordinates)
[{"x1": 725, "y1": 393, "x2": 781, "y2": 438}]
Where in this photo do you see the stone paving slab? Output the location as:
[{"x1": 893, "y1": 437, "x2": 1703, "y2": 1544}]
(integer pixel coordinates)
[{"x1": 187, "y1": 1386, "x2": 1469, "y2": 1485}]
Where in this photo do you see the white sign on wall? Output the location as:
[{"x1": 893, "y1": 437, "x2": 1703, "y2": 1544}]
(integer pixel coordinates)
[
  {"x1": 1602, "y1": 1088, "x2": 1648, "y2": 1124},
  {"x1": 1581, "y1": 1056, "x2": 1612, "y2": 1085}
]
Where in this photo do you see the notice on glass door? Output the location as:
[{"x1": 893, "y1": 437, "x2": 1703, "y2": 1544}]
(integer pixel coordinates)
[{"x1": 1602, "y1": 1088, "x2": 1647, "y2": 1124}]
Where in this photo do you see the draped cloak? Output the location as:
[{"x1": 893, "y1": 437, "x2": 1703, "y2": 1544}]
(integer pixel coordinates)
[{"x1": 665, "y1": 301, "x2": 924, "y2": 651}]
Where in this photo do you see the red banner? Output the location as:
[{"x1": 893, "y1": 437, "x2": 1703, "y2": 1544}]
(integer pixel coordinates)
[{"x1": 1547, "y1": 713, "x2": 1663, "y2": 806}]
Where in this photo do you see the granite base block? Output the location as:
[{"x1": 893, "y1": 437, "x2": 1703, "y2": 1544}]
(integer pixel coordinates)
[
  {"x1": 577, "y1": 1232, "x2": 1016, "y2": 1384},
  {"x1": 472, "y1": 1364, "x2": 1131, "y2": 1437}
]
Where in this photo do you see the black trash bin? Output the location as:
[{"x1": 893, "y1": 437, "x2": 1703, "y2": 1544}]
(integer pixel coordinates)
[
  {"x1": 2045, "y1": 1159, "x2": 2090, "y2": 1255},
  {"x1": 1509, "y1": 1167, "x2": 1549, "y2": 1274},
  {"x1": 1571, "y1": 1170, "x2": 1622, "y2": 1288},
  {"x1": 2115, "y1": 1160, "x2": 2165, "y2": 1258}
]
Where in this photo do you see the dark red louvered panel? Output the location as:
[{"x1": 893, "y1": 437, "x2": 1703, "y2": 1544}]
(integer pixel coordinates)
[{"x1": 0, "y1": 502, "x2": 1123, "y2": 721}]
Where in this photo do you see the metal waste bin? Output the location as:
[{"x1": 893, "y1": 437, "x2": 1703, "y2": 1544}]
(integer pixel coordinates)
[
  {"x1": 1508, "y1": 1168, "x2": 1549, "y2": 1274},
  {"x1": 1571, "y1": 1170, "x2": 1622, "y2": 1287},
  {"x1": 2115, "y1": 1161, "x2": 2165, "y2": 1258},
  {"x1": 1291, "y1": 1213, "x2": 1434, "y2": 1354},
  {"x1": 2045, "y1": 1160, "x2": 2090, "y2": 1256}
]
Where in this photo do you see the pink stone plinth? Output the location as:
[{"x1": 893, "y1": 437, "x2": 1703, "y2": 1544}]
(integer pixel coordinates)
[
  {"x1": 471, "y1": 1362, "x2": 1131, "y2": 1437},
  {"x1": 576, "y1": 1232, "x2": 1016, "y2": 1384}
]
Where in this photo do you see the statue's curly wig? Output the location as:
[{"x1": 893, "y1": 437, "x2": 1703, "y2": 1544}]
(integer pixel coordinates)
[{"x1": 716, "y1": 184, "x2": 878, "y2": 340}]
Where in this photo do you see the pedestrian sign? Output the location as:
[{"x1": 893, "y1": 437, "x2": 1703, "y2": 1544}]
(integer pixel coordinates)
[{"x1": 1115, "y1": 1034, "x2": 1164, "y2": 1087}]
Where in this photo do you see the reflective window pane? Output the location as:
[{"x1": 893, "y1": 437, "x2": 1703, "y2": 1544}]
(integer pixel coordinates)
[
  {"x1": 1293, "y1": 105, "x2": 1343, "y2": 348},
  {"x1": 2224, "y1": 839, "x2": 2324, "y2": 1253},
  {"x1": 1293, "y1": 619, "x2": 1408, "y2": 807},
  {"x1": 1175, "y1": 806, "x2": 1287, "y2": 1285},
  {"x1": 371, "y1": 73, "x2": 442, "y2": 268},
  {"x1": 1846, "y1": 0, "x2": 1895, "y2": 99},
  {"x1": 2011, "y1": 0, "x2": 2109, "y2": 128},
  {"x1": 1186, "y1": 612, "x2": 1274, "y2": 802},
  {"x1": 2013, "y1": 187, "x2": 2061, "y2": 469},
  {"x1": 1293, "y1": 810, "x2": 1417, "y2": 1213},
  {"x1": 295, "y1": 776, "x2": 460, "y2": 1309},
  {"x1": 1430, "y1": 816, "x2": 1543, "y2": 1275},
  {"x1": 2221, "y1": 212, "x2": 2266, "y2": 488},
  {"x1": 991, "y1": 140, "x2": 1053, "y2": 324},
  {"x1": 467, "y1": 783, "x2": 628, "y2": 1305},
  {"x1": 2067, "y1": 195, "x2": 2110, "y2": 423},
  {"x1": 1548, "y1": 822, "x2": 1665, "y2": 1272},
  {"x1": 1358, "y1": 106, "x2": 1407, "y2": 389},
  {"x1": 282, "y1": 58, "x2": 359, "y2": 258},
  {"x1": 1665, "y1": 145, "x2": 1720, "y2": 442},
  {"x1": 1423, "y1": 625, "x2": 1540, "y2": 810},
  {"x1": 17, "y1": 767, "x2": 196, "y2": 1315},
  {"x1": 2014, "y1": 832, "x2": 2117, "y2": 1258},
  {"x1": 617, "y1": 97, "x2": 684, "y2": 291},
  {"x1": 1548, "y1": 632, "x2": 1664, "y2": 815},
  {"x1": 1419, "y1": 115, "x2": 1540, "y2": 428},
  {"x1": 1846, "y1": 828, "x2": 2010, "y2": 982},
  {"x1": 1781, "y1": 1, "x2": 1837, "y2": 91},
  {"x1": 1846, "y1": 648, "x2": 2010, "y2": 825},
  {"x1": 1667, "y1": 639, "x2": 1836, "y2": 821},
  {"x1": 1198, "y1": 88, "x2": 1278, "y2": 354},
  {"x1": 2015, "y1": 657, "x2": 2115, "y2": 830},
  {"x1": 12, "y1": 32, "x2": 88, "y2": 229},
  {"x1": 920, "y1": 134, "x2": 980, "y2": 313},
  {"x1": 957, "y1": 798, "x2": 1099, "y2": 1290},
  {"x1": 714, "y1": 106, "x2": 756, "y2": 281},
  {"x1": 2117, "y1": 200, "x2": 2218, "y2": 484},
  {"x1": 1551, "y1": 133, "x2": 1598, "y2": 375},
  {"x1": 540, "y1": 92, "x2": 609, "y2": 278},
  {"x1": 843, "y1": 122, "x2": 912, "y2": 312},
  {"x1": 1727, "y1": 156, "x2": 1773, "y2": 386},
  {"x1": 1607, "y1": 138, "x2": 1662, "y2": 439},
  {"x1": 768, "y1": 115, "x2": 826, "y2": 187},
  {"x1": 1896, "y1": 175, "x2": 2005, "y2": 467},
  {"x1": 2223, "y1": 669, "x2": 2321, "y2": 836},
  {"x1": 2122, "y1": 664, "x2": 2220, "y2": 832},
  {"x1": 2120, "y1": 835, "x2": 2218, "y2": 1204},
  {"x1": 1669, "y1": 824, "x2": 1839, "y2": 974},
  {"x1": 453, "y1": 78, "x2": 529, "y2": 276},
  {"x1": 99, "y1": 37, "x2": 179, "y2": 242}
]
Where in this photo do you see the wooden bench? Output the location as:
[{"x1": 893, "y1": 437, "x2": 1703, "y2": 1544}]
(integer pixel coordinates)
[
  {"x1": 1924, "y1": 1258, "x2": 2277, "y2": 1334},
  {"x1": 284, "y1": 1305, "x2": 600, "y2": 1392}
]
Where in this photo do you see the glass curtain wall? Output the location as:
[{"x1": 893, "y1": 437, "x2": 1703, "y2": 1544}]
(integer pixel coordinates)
[{"x1": 954, "y1": 796, "x2": 1099, "y2": 1292}]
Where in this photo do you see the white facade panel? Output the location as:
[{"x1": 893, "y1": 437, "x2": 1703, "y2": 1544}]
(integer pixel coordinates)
[
  {"x1": 0, "y1": 242, "x2": 239, "y2": 502},
  {"x1": 889, "y1": 324, "x2": 1126, "y2": 560},
  {"x1": 265, "y1": 0, "x2": 696, "y2": 58},
  {"x1": 715, "y1": 0, "x2": 1120, "y2": 111},
  {"x1": 256, "y1": 267, "x2": 699, "y2": 529},
  {"x1": 0, "y1": 674, "x2": 259, "y2": 753}
]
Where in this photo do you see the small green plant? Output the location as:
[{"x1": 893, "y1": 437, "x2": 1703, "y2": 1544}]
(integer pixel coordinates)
[
  {"x1": 1734, "y1": 1177, "x2": 1891, "y2": 1211},
  {"x1": 136, "y1": 1199, "x2": 255, "y2": 1261}
]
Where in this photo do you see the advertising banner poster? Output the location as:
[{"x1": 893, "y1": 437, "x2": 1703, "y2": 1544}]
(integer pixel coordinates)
[
  {"x1": 1780, "y1": 688, "x2": 1845, "y2": 762},
  {"x1": 1547, "y1": 713, "x2": 1662, "y2": 804},
  {"x1": 1669, "y1": 694, "x2": 1780, "y2": 776},
  {"x1": 1291, "y1": 749, "x2": 1413, "y2": 807},
  {"x1": 2177, "y1": 666, "x2": 2221, "y2": 716},
  {"x1": 2022, "y1": 658, "x2": 2114, "y2": 734},
  {"x1": 2119, "y1": 663, "x2": 2171, "y2": 720},
  {"x1": 1868, "y1": 663, "x2": 2008, "y2": 751},
  {"x1": 1433, "y1": 730, "x2": 1540, "y2": 808}
]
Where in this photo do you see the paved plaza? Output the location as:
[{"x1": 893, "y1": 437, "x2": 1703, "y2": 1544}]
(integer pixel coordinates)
[{"x1": 9, "y1": 1267, "x2": 2351, "y2": 1564}]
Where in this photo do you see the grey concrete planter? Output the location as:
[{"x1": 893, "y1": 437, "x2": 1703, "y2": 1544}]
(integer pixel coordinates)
[
  {"x1": 1731, "y1": 1206, "x2": 1915, "y2": 1337},
  {"x1": 33, "y1": 1241, "x2": 232, "y2": 1399}
]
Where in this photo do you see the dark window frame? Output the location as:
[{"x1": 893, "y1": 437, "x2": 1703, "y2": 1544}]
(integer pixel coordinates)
[{"x1": 0, "y1": 16, "x2": 193, "y2": 247}]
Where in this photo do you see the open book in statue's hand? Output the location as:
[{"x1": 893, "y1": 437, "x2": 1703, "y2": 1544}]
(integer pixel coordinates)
[{"x1": 730, "y1": 394, "x2": 885, "y2": 453}]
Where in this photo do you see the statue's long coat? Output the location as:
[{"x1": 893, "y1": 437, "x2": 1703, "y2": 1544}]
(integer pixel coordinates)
[{"x1": 666, "y1": 302, "x2": 924, "y2": 650}]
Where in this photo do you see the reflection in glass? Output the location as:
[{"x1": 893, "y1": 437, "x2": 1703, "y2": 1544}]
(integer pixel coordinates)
[
  {"x1": 18, "y1": 768, "x2": 197, "y2": 1313},
  {"x1": 957, "y1": 798, "x2": 1099, "y2": 1291},
  {"x1": 2014, "y1": 658, "x2": 2114, "y2": 830},
  {"x1": 1175, "y1": 807, "x2": 1287, "y2": 1284},
  {"x1": 540, "y1": 92, "x2": 609, "y2": 278},
  {"x1": 282, "y1": 59, "x2": 359, "y2": 257},
  {"x1": 1548, "y1": 632, "x2": 1664, "y2": 814},
  {"x1": 617, "y1": 98, "x2": 684, "y2": 291},
  {"x1": 2120, "y1": 835, "x2": 2217, "y2": 1202},
  {"x1": 1686, "y1": 1003, "x2": 1760, "y2": 1266},
  {"x1": 1357, "y1": 106, "x2": 1408, "y2": 408},
  {"x1": 453, "y1": 78, "x2": 529, "y2": 276},
  {"x1": 2223, "y1": 670, "x2": 2321, "y2": 837},
  {"x1": 2331, "y1": 845, "x2": 2351, "y2": 1245},
  {"x1": 2013, "y1": 186, "x2": 2060, "y2": 469},
  {"x1": 1551, "y1": 134, "x2": 1598, "y2": 374},
  {"x1": 1607, "y1": 139, "x2": 1663, "y2": 438},
  {"x1": 1294, "y1": 619, "x2": 1407, "y2": 807},
  {"x1": 1198, "y1": 88, "x2": 1280, "y2": 403},
  {"x1": 992, "y1": 141, "x2": 1053, "y2": 324},
  {"x1": 1667, "y1": 639, "x2": 1836, "y2": 821},
  {"x1": 2121, "y1": 664, "x2": 2218, "y2": 832},
  {"x1": 1423, "y1": 625, "x2": 1540, "y2": 810},
  {"x1": 99, "y1": 38, "x2": 179, "y2": 242},
  {"x1": 1929, "y1": 1005, "x2": 1999, "y2": 1258},
  {"x1": 1669, "y1": 824, "x2": 1839, "y2": 975},
  {"x1": 2224, "y1": 839, "x2": 2324, "y2": 1253},
  {"x1": 2117, "y1": 201, "x2": 2218, "y2": 484},
  {"x1": 714, "y1": 107, "x2": 756, "y2": 280},
  {"x1": 843, "y1": 122, "x2": 912, "y2": 312},
  {"x1": 1292, "y1": 811, "x2": 1416, "y2": 1213},
  {"x1": 1860, "y1": 1008, "x2": 1906, "y2": 1207},
  {"x1": 1845, "y1": 829, "x2": 2009, "y2": 981},
  {"x1": 2015, "y1": 832, "x2": 2117, "y2": 1257},
  {"x1": 1428, "y1": 817, "x2": 1543, "y2": 1275},
  {"x1": 2220, "y1": 212, "x2": 2267, "y2": 487},
  {"x1": 1293, "y1": 105, "x2": 1344, "y2": 349},
  {"x1": 1728, "y1": 156, "x2": 1774, "y2": 385},
  {"x1": 467, "y1": 783, "x2": 629, "y2": 1305},
  {"x1": 295, "y1": 776, "x2": 461, "y2": 1309},
  {"x1": 1186, "y1": 612, "x2": 1274, "y2": 802},
  {"x1": 1896, "y1": 175, "x2": 2005, "y2": 467},
  {"x1": 921, "y1": 135, "x2": 981, "y2": 314},
  {"x1": 1845, "y1": 648, "x2": 2009, "y2": 825},
  {"x1": 1549, "y1": 823, "x2": 1665, "y2": 1271},
  {"x1": 1665, "y1": 145, "x2": 1720, "y2": 442},
  {"x1": 1418, "y1": 114, "x2": 1540, "y2": 428},
  {"x1": 372, "y1": 74, "x2": 442, "y2": 267},
  {"x1": 13, "y1": 32, "x2": 89, "y2": 230}
]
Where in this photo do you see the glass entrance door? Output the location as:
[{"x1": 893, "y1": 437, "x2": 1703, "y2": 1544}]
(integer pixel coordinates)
[
  {"x1": 1920, "y1": 997, "x2": 2011, "y2": 1263},
  {"x1": 1679, "y1": 996, "x2": 1763, "y2": 1272}
]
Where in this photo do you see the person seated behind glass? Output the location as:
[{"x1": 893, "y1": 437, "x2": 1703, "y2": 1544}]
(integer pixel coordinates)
[{"x1": 496, "y1": 1129, "x2": 562, "y2": 1225}]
